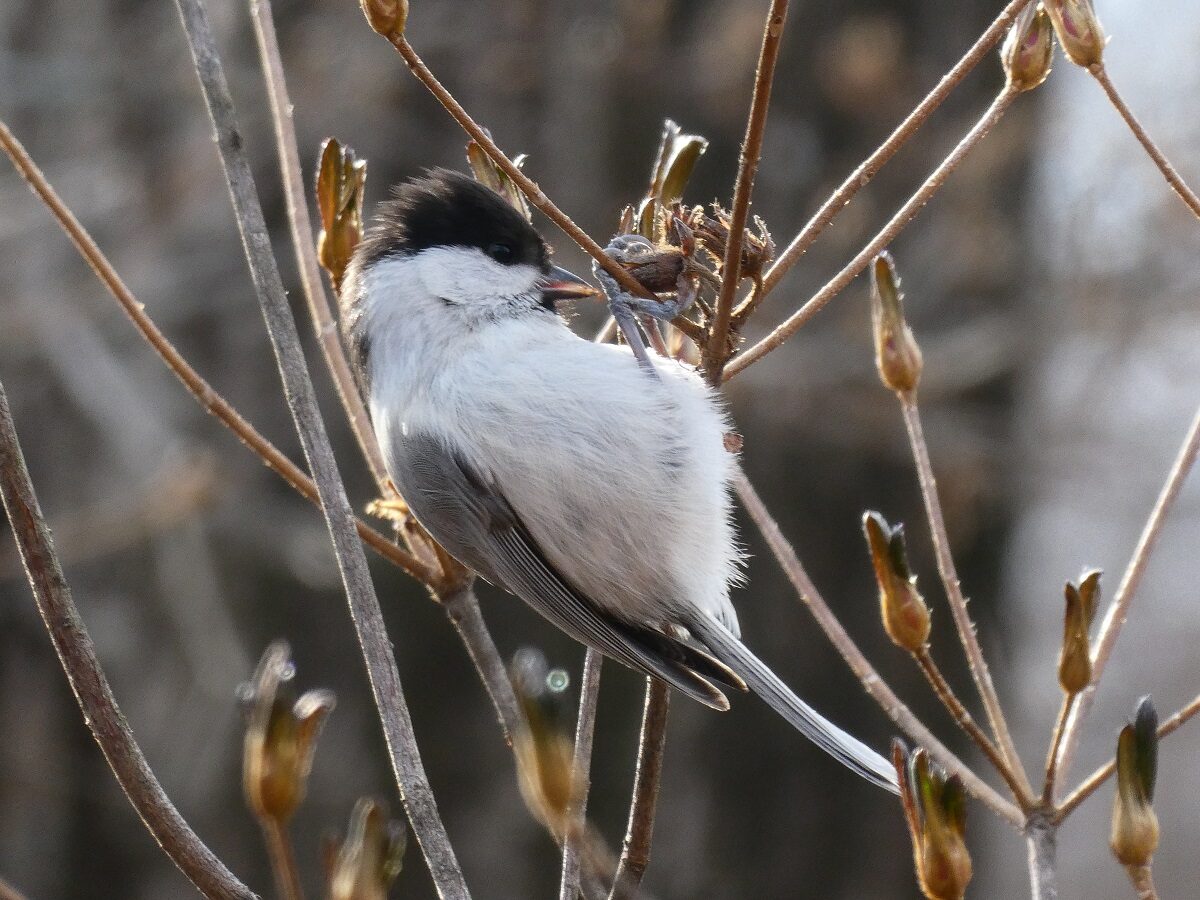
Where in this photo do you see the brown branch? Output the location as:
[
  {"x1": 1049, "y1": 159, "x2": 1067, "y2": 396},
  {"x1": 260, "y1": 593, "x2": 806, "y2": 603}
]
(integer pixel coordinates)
[
  {"x1": 733, "y1": 470, "x2": 1022, "y2": 825},
  {"x1": 442, "y1": 585, "x2": 523, "y2": 744},
  {"x1": 609, "y1": 678, "x2": 671, "y2": 900},
  {"x1": 725, "y1": 87, "x2": 1019, "y2": 380},
  {"x1": 173, "y1": 1, "x2": 468, "y2": 893},
  {"x1": 0, "y1": 379, "x2": 258, "y2": 900},
  {"x1": 261, "y1": 819, "x2": 304, "y2": 900},
  {"x1": 1054, "y1": 692, "x2": 1200, "y2": 824},
  {"x1": 1091, "y1": 64, "x2": 1200, "y2": 223},
  {"x1": 247, "y1": 0, "x2": 390, "y2": 490},
  {"x1": 560, "y1": 649, "x2": 603, "y2": 900},
  {"x1": 760, "y1": 0, "x2": 1034, "y2": 299},
  {"x1": 913, "y1": 649, "x2": 1032, "y2": 807},
  {"x1": 898, "y1": 395, "x2": 1034, "y2": 799},
  {"x1": 1042, "y1": 696, "x2": 1075, "y2": 805},
  {"x1": 0, "y1": 118, "x2": 436, "y2": 586},
  {"x1": 1052, "y1": 403, "x2": 1200, "y2": 791},
  {"x1": 705, "y1": 0, "x2": 790, "y2": 380}
]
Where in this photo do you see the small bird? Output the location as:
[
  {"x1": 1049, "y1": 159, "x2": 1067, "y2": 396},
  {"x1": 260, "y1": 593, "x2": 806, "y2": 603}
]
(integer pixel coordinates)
[{"x1": 340, "y1": 169, "x2": 896, "y2": 792}]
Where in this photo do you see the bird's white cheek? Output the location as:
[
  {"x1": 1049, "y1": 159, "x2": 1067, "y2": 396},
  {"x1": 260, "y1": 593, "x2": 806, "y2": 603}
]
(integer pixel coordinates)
[{"x1": 415, "y1": 247, "x2": 538, "y2": 304}]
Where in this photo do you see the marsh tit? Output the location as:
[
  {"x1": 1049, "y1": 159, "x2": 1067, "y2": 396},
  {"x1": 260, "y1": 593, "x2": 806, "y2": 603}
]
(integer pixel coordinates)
[{"x1": 340, "y1": 170, "x2": 896, "y2": 792}]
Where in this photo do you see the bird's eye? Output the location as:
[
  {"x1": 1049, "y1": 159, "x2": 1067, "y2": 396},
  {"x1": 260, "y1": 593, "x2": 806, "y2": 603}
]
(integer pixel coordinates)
[{"x1": 487, "y1": 242, "x2": 514, "y2": 264}]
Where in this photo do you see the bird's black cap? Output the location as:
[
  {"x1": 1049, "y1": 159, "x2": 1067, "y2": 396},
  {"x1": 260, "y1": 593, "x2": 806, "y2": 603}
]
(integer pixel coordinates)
[{"x1": 356, "y1": 168, "x2": 549, "y2": 272}]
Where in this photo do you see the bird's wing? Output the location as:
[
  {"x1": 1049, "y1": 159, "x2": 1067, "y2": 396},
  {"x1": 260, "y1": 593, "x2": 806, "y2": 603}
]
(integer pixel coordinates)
[{"x1": 391, "y1": 431, "x2": 739, "y2": 709}]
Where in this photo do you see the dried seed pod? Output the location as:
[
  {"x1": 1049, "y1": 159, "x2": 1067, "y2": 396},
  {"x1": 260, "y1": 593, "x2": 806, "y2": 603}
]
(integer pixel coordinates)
[
  {"x1": 327, "y1": 799, "x2": 407, "y2": 900},
  {"x1": 1111, "y1": 697, "x2": 1160, "y2": 867},
  {"x1": 360, "y1": 0, "x2": 407, "y2": 39},
  {"x1": 1058, "y1": 569, "x2": 1100, "y2": 694},
  {"x1": 863, "y1": 512, "x2": 931, "y2": 652},
  {"x1": 870, "y1": 252, "x2": 923, "y2": 394},
  {"x1": 510, "y1": 649, "x2": 580, "y2": 837},
  {"x1": 316, "y1": 138, "x2": 367, "y2": 289},
  {"x1": 1001, "y1": 4, "x2": 1054, "y2": 92},
  {"x1": 1044, "y1": 0, "x2": 1106, "y2": 69},
  {"x1": 907, "y1": 749, "x2": 973, "y2": 900}
]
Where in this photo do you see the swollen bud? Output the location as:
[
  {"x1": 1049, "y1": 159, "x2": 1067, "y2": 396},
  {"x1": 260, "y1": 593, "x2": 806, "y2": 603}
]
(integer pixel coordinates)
[
  {"x1": 1001, "y1": 5, "x2": 1054, "y2": 92},
  {"x1": 904, "y1": 748, "x2": 973, "y2": 900},
  {"x1": 240, "y1": 641, "x2": 336, "y2": 823},
  {"x1": 328, "y1": 799, "x2": 407, "y2": 900},
  {"x1": 863, "y1": 512, "x2": 931, "y2": 652},
  {"x1": 1058, "y1": 569, "x2": 1100, "y2": 694},
  {"x1": 1111, "y1": 697, "x2": 1160, "y2": 867},
  {"x1": 870, "y1": 252, "x2": 923, "y2": 394},
  {"x1": 316, "y1": 138, "x2": 367, "y2": 289},
  {"x1": 360, "y1": 0, "x2": 407, "y2": 39},
  {"x1": 1044, "y1": 0, "x2": 1106, "y2": 69}
]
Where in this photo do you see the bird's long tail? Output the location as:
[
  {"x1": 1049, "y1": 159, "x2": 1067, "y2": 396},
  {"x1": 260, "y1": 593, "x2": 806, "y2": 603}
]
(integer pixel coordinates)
[{"x1": 686, "y1": 612, "x2": 899, "y2": 793}]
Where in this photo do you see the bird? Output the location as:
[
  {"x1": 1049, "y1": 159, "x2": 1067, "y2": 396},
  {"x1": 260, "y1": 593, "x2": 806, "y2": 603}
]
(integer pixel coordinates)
[{"x1": 339, "y1": 168, "x2": 897, "y2": 792}]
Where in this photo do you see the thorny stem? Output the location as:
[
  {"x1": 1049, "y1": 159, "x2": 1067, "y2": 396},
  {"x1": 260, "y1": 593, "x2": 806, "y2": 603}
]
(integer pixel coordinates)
[
  {"x1": 1025, "y1": 812, "x2": 1059, "y2": 900},
  {"x1": 261, "y1": 818, "x2": 304, "y2": 900},
  {"x1": 0, "y1": 380, "x2": 258, "y2": 900},
  {"x1": 733, "y1": 470, "x2": 1022, "y2": 825},
  {"x1": 760, "y1": 0, "x2": 1034, "y2": 299},
  {"x1": 898, "y1": 394, "x2": 1034, "y2": 800},
  {"x1": 725, "y1": 87, "x2": 1019, "y2": 380},
  {"x1": 1053, "y1": 403, "x2": 1200, "y2": 792},
  {"x1": 174, "y1": 1, "x2": 468, "y2": 893},
  {"x1": 0, "y1": 119, "x2": 437, "y2": 585},
  {"x1": 1126, "y1": 865, "x2": 1159, "y2": 900},
  {"x1": 1054, "y1": 691, "x2": 1200, "y2": 824},
  {"x1": 385, "y1": 37, "x2": 653, "y2": 302},
  {"x1": 559, "y1": 649, "x2": 603, "y2": 900},
  {"x1": 705, "y1": 0, "x2": 790, "y2": 381},
  {"x1": 609, "y1": 679, "x2": 670, "y2": 900},
  {"x1": 913, "y1": 649, "x2": 1031, "y2": 807},
  {"x1": 1091, "y1": 64, "x2": 1200, "y2": 223}
]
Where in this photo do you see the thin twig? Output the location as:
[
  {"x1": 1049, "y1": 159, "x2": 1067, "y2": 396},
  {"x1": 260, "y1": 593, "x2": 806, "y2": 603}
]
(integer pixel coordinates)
[
  {"x1": 1053, "y1": 403, "x2": 1200, "y2": 792},
  {"x1": 1042, "y1": 696, "x2": 1074, "y2": 805},
  {"x1": 913, "y1": 648, "x2": 1031, "y2": 807},
  {"x1": 261, "y1": 819, "x2": 304, "y2": 900},
  {"x1": 0, "y1": 876, "x2": 28, "y2": 900},
  {"x1": 1090, "y1": 64, "x2": 1200, "y2": 222},
  {"x1": 609, "y1": 679, "x2": 670, "y2": 900},
  {"x1": 705, "y1": 0, "x2": 790, "y2": 380},
  {"x1": 760, "y1": 0, "x2": 1034, "y2": 299},
  {"x1": 733, "y1": 470, "x2": 1022, "y2": 825},
  {"x1": 384, "y1": 36, "x2": 652, "y2": 301},
  {"x1": 898, "y1": 394, "x2": 1034, "y2": 799},
  {"x1": 0, "y1": 379, "x2": 258, "y2": 900},
  {"x1": 1025, "y1": 811, "x2": 1059, "y2": 900},
  {"x1": 247, "y1": 0, "x2": 389, "y2": 489},
  {"x1": 442, "y1": 585, "x2": 524, "y2": 744},
  {"x1": 559, "y1": 649, "x2": 603, "y2": 900},
  {"x1": 1054, "y1": 692, "x2": 1200, "y2": 824},
  {"x1": 173, "y1": 1, "x2": 467, "y2": 893},
  {"x1": 725, "y1": 87, "x2": 1019, "y2": 380},
  {"x1": 0, "y1": 118, "x2": 436, "y2": 585}
]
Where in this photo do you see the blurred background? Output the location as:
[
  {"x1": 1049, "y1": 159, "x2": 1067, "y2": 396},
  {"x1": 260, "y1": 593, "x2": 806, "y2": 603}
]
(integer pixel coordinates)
[{"x1": 2, "y1": 0, "x2": 1199, "y2": 897}]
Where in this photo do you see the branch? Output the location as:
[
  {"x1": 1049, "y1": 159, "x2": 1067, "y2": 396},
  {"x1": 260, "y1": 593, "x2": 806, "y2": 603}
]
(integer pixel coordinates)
[
  {"x1": 247, "y1": 0, "x2": 390, "y2": 490},
  {"x1": 1025, "y1": 811, "x2": 1058, "y2": 900},
  {"x1": 705, "y1": 0, "x2": 790, "y2": 379},
  {"x1": 1090, "y1": 64, "x2": 1200, "y2": 223},
  {"x1": 1054, "y1": 692, "x2": 1200, "y2": 824},
  {"x1": 1041, "y1": 696, "x2": 1075, "y2": 805},
  {"x1": 261, "y1": 819, "x2": 304, "y2": 900},
  {"x1": 733, "y1": 471, "x2": 1022, "y2": 825},
  {"x1": 1052, "y1": 403, "x2": 1200, "y2": 791},
  {"x1": 0, "y1": 876, "x2": 28, "y2": 900},
  {"x1": 173, "y1": 1, "x2": 467, "y2": 893},
  {"x1": 725, "y1": 86, "x2": 1019, "y2": 380},
  {"x1": 559, "y1": 649, "x2": 603, "y2": 900},
  {"x1": 898, "y1": 395, "x2": 1033, "y2": 799},
  {"x1": 609, "y1": 679, "x2": 670, "y2": 900},
  {"x1": 760, "y1": 0, "x2": 1034, "y2": 298},
  {"x1": 0, "y1": 379, "x2": 257, "y2": 900}
]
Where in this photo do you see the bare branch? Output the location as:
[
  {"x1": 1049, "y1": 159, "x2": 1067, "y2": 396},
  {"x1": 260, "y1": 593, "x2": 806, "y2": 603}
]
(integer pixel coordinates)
[
  {"x1": 705, "y1": 0, "x2": 790, "y2": 379},
  {"x1": 261, "y1": 819, "x2": 304, "y2": 900},
  {"x1": 760, "y1": 0, "x2": 1035, "y2": 298},
  {"x1": 1025, "y1": 811, "x2": 1058, "y2": 900},
  {"x1": 609, "y1": 679, "x2": 671, "y2": 900},
  {"x1": 173, "y1": 0, "x2": 467, "y2": 892},
  {"x1": 898, "y1": 395, "x2": 1034, "y2": 799},
  {"x1": 1053, "y1": 404, "x2": 1200, "y2": 792},
  {"x1": 1042, "y1": 696, "x2": 1075, "y2": 805},
  {"x1": 725, "y1": 87, "x2": 1019, "y2": 380},
  {"x1": 0, "y1": 876, "x2": 29, "y2": 900},
  {"x1": 733, "y1": 470, "x2": 1022, "y2": 825},
  {"x1": 559, "y1": 649, "x2": 603, "y2": 900},
  {"x1": 0, "y1": 379, "x2": 258, "y2": 900}
]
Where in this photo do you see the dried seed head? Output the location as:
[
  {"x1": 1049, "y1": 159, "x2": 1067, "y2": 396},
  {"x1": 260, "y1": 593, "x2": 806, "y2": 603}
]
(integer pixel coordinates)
[
  {"x1": 510, "y1": 649, "x2": 580, "y2": 837},
  {"x1": 316, "y1": 138, "x2": 367, "y2": 289},
  {"x1": 1111, "y1": 697, "x2": 1160, "y2": 867},
  {"x1": 360, "y1": 0, "x2": 407, "y2": 39},
  {"x1": 1058, "y1": 569, "x2": 1100, "y2": 694},
  {"x1": 328, "y1": 799, "x2": 407, "y2": 900},
  {"x1": 863, "y1": 512, "x2": 931, "y2": 652},
  {"x1": 466, "y1": 140, "x2": 532, "y2": 221},
  {"x1": 240, "y1": 641, "x2": 336, "y2": 823},
  {"x1": 906, "y1": 750, "x2": 973, "y2": 900},
  {"x1": 1044, "y1": 0, "x2": 1106, "y2": 68},
  {"x1": 870, "y1": 252, "x2": 923, "y2": 394},
  {"x1": 1002, "y1": 5, "x2": 1054, "y2": 91}
]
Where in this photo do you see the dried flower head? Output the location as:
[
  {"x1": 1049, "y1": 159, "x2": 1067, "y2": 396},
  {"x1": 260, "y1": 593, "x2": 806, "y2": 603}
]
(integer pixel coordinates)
[
  {"x1": 1058, "y1": 569, "x2": 1100, "y2": 694},
  {"x1": 870, "y1": 251, "x2": 923, "y2": 394},
  {"x1": 1044, "y1": 0, "x2": 1106, "y2": 68},
  {"x1": 1002, "y1": 4, "x2": 1054, "y2": 92},
  {"x1": 327, "y1": 798, "x2": 407, "y2": 900},
  {"x1": 906, "y1": 749, "x2": 973, "y2": 900},
  {"x1": 1111, "y1": 697, "x2": 1160, "y2": 867},
  {"x1": 688, "y1": 204, "x2": 775, "y2": 281},
  {"x1": 316, "y1": 138, "x2": 367, "y2": 289},
  {"x1": 863, "y1": 512, "x2": 931, "y2": 652}
]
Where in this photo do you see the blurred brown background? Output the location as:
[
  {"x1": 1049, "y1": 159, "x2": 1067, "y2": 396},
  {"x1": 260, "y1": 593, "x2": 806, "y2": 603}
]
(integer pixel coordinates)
[{"x1": 2, "y1": 0, "x2": 1199, "y2": 897}]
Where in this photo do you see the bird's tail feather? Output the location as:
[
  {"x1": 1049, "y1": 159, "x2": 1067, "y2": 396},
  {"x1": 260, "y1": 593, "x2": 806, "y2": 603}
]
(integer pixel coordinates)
[{"x1": 687, "y1": 613, "x2": 899, "y2": 793}]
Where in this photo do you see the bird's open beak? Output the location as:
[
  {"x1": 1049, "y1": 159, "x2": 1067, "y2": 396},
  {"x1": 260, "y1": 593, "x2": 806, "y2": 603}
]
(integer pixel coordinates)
[{"x1": 539, "y1": 265, "x2": 599, "y2": 304}]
